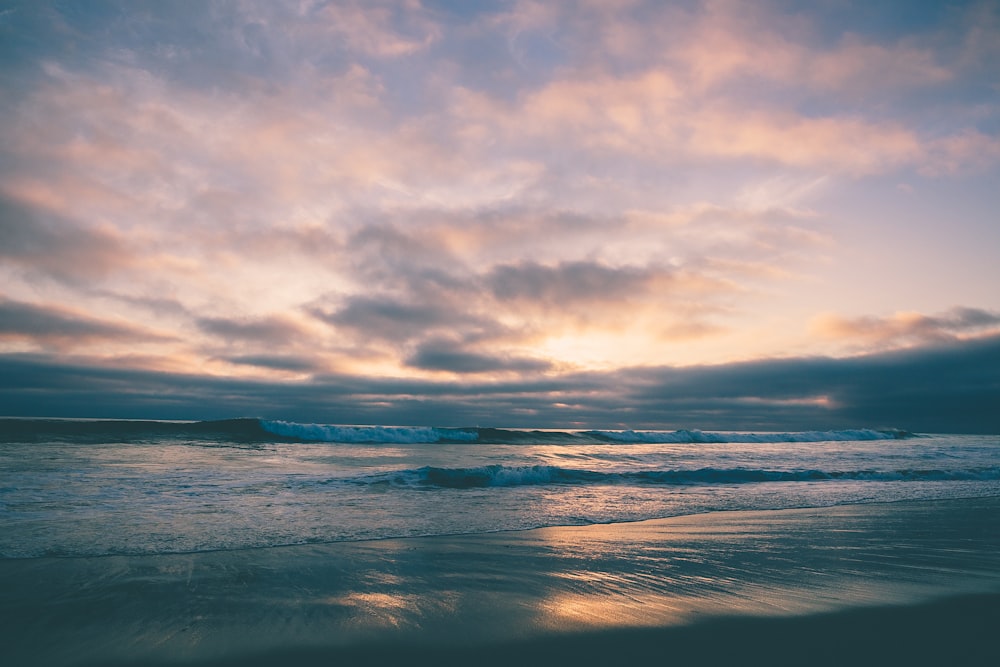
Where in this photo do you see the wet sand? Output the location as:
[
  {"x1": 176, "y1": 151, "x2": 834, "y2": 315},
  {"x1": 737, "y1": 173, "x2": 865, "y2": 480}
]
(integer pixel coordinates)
[
  {"x1": 3, "y1": 496, "x2": 999, "y2": 666},
  {"x1": 152, "y1": 593, "x2": 1000, "y2": 667}
]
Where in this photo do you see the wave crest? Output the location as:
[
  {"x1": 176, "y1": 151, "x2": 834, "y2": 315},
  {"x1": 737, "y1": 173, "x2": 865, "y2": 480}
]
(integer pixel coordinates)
[
  {"x1": 260, "y1": 421, "x2": 478, "y2": 444},
  {"x1": 584, "y1": 428, "x2": 913, "y2": 444},
  {"x1": 261, "y1": 422, "x2": 915, "y2": 444},
  {"x1": 350, "y1": 464, "x2": 1000, "y2": 489},
  {"x1": 0, "y1": 418, "x2": 916, "y2": 445}
]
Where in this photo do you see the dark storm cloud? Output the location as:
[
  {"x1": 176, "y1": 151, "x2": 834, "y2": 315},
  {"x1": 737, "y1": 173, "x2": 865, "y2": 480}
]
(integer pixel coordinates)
[
  {"x1": 949, "y1": 307, "x2": 1000, "y2": 328},
  {"x1": 406, "y1": 337, "x2": 552, "y2": 374},
  {"x1": 99, "y1": 292, "x2": 191, "y2": 318},
  {"x1": 316, "y1": 223, "x2": 498, "y2": 343},
  {"x1": 615, "y1": 336, "x2": 1000, "y2": 432},
  {"x1": 2, "y1": 334, "x2": 998, "y2": 433},
  {"x1": 221, "y1": 354, "x2": 320, "y2": 372},
  {"x1": 196, "y1": 316, "x2": 305, "y2": 344},
  {"x1": 309, "y1": 222, "x2": 600, "y2": 355},
  {"x1": 0, "y1": 297, "x2": 167, "y2": 344},
  {"x1": 345, "y1": 223, "x2": 470, "y2": 288},
  {"x1": 487, "y1": 261, "x2": 655, "y2": 305},
  {"x1": 311, "y1": 296, "x2": 457, "y2": 343},
  {"x1": 816, "y1": 306, "x2": 1000, "y2": 346},
  {"x1": 309, "y1": 292, "x2": 504, "y2": 347},
  {"x1": 0, "y1": 195, "x2": 129, "y2": 284}
]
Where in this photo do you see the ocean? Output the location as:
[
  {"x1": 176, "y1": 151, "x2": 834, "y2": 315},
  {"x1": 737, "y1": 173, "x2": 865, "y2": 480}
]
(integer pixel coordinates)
[
  {"x1": 2, "y1": 419, "x2": 1000, "y2": 666},
  {"x1": 2, "y1": 418, "x2": 997, "y2": 558}
]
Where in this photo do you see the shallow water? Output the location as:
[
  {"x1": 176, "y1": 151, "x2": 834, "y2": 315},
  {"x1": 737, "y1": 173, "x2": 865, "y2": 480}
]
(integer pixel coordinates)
[
  {"x1": 3, "y1": 497, "x2": 1000, "y2": 666},
  {"x1": 1, "y1": 420, "x2": 998, "y2": 557}
]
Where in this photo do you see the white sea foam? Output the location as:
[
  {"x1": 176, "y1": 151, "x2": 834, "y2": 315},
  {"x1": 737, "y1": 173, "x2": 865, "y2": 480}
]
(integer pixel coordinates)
[
  {"x1": 255, "y1": 421, "x2": 912, "y2": 445},
  {"x1": 260, "y1": 420, "x2": 479, "y2": 443},
  {"x1": 3, "y1": 424, "x2": 996, "y2": 559},
  {"x1": 355, "y1": 464, "x2": 1000, "y2": 489},
  {"x1": 585, "y1": 428, "x2": 910, "y2": 444}
]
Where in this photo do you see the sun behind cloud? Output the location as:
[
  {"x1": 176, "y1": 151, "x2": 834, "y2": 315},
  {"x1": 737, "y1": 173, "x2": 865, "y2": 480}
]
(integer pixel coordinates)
[{"x1": 1, "y1": 1, "x2": 998, "y2": 429}]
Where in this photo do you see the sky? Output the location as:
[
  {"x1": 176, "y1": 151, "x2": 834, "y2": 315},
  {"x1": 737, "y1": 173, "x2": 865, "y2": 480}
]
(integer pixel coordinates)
[{"x1": 1, "y1": 0, "x2": 999, "y2": 432}]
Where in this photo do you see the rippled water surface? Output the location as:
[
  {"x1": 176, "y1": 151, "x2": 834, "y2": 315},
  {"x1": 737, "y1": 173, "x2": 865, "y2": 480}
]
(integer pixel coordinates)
[{"x1": 1, "y1": 421, "x2": 998, "y2": 557}]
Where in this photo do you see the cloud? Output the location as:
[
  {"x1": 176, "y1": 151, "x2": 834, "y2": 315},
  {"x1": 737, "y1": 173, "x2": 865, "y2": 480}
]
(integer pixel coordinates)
[
  {"x1": 812, "y1": 307, "x2": 1000, "y2": 349},
  {"x1": 196, "y1": 315, "x2": 308, "y2": 345},
  {"x1": 96, "y1": 292, "x2": 191, "y2": 319},
  {"x1": 586, "y1": 334, "x2": 1000, "y2": 433},
  {"x1": 1, "y1": 334, "x2": 997, "y2": 433},
  {"x1": 487, "y1": 261, "x2": 655, "y2": 305},
  {"x1": 810, "y1": 34, "x2": 952, "y2": 92},
  {"x1": 311, "y1": 296, "x2": 466, "y2": 344},
  {"x1": 309, "y1": 243, "x2": 739, "y2": 368},
  {"x1": 292, "y1": 194, "x2": 831, "y2": 371},
  {"x1": 687, "y1": 109, "x2": 922, "y2": 174},
  {"x1": 2, "y1": 53, "x2": 395, "y2": 240},
  {"x1": 672, "y1": 2, "x2": 953, "y2": 94},
  {"x1": 343, "y1": 223, "x2": 471, "y2": 288},
  {"x1": 0, "y1": 1, "x2": 996, "y2": 405},
  {"x1": 924, "y1": 129, "x2": 1000, "y2": 175},
  {"x1": 0, "y1": 195, "x2": 130, "y2": 284},
  {"x1": 449, "y1": 64, "x2": 950, "y2": 176},
  {"x1": 0, "y1": 297, "x2": 170, "y2": 348},
  {"x1": 221, "y1": 354, "x2": 320, "y2": 373},
  {"x1": 442, "y1": 1, "x2": 997, "y2": 177},
  {"x1": 319, "y1": 1, "x2": 441, "y2": 58},
  {"x1": 405, "y1": 337, "x2": 551, "y2": 374}
]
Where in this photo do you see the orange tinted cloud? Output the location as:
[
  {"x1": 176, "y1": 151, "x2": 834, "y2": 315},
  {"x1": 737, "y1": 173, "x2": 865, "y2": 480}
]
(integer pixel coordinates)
[
  {"x1": 812, "y1": 308, "x2": 1000, "y2": 350},
  {"x1": 0, "y1": 297, "x2": 174, "y2": 351},
  {"x1": 0, "y1": 0, "x2": 997, "y2": 387},
  {"x1": 688, "y1": 109, "x2": 922, "y2": 174}
]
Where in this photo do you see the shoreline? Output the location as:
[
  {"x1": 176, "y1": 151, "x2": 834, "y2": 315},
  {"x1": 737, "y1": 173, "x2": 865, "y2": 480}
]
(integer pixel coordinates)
[
  {"x1": 4, "y1": 496, "x2": 1000, "y2": 666},
  {"x1": 121, "y1": 592, "x2": 1000, "y2": 667}
]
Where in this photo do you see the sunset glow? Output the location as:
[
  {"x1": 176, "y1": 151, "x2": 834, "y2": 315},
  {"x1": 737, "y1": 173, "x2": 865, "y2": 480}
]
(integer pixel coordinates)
[{"x1": 2, "y1": 1, "x2": 998, "y2": 430}]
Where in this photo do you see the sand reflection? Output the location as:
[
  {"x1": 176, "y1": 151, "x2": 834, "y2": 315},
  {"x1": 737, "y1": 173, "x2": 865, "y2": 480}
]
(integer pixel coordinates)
[
  {"x1": 320, "y1": 591, "x2": 418, "y2": 629},
  {"x1": 527, "y1": 510, "x2": 924, "y2": 632},
  {"x1": 316, "y1": 564, "x2": 460, "y2": 633}
]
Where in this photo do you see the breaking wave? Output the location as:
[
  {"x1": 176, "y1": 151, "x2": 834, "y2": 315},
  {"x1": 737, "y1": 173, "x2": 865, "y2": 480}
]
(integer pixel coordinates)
[
  {"x1": 351, "y1": 464, "x2": 1000, "y2": 489},
  {"x1": 257, "y1": 422, "x2": 914, "y2": 444},
  {"x1": 582, "y1": 428, "x2": 912, "y2": 444},
  {"x1": 0, "y1": 418, "x2": 915, "y2": 445},
  {"x1": 260, "y1": 420, "x2": 479, "y2": 444}
]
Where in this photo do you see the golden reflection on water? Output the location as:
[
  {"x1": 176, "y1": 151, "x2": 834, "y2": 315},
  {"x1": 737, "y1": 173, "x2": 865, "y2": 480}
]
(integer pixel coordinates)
[
  {"x1": 317, "y1": 588, "x2": 462, "y2": 632},
  {"x1": 322, "y1": 592, "x2": 415, "y2": 629},
  {"x1": 526, "y1": 511, "x2": 921, "y2": 632},
  {"x1": 539, "y1": 588, "x2": 690, "y2": 630}
]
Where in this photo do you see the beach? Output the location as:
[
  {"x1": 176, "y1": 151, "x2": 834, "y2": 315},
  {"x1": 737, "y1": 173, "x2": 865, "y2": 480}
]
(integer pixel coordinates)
[
  {"x1": 5, "y1": 4, "x2": 1000, "y2": 666},
  {"x1": 3, "y1": 496, "x2": 999, "y2": 666}
]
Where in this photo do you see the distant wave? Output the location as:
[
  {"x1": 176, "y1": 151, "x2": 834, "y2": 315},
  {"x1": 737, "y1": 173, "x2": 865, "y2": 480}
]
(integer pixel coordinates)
[
  {"x1": 354, "y1": 464, "x2": 1000, "y2": 489},
  {"x1": 260, "y1": 420, "x2": 479, "y2": 444},
  {"x1": 582, "y1": 428, "x2": 913, "y2": 444},
  {"x1": 0, "y1": 417, "x2": 269, "y2": 443},
  {"x1": 0, "y1": 417, "x2": 915, "y2": 445},
  {"x1": 262, "y1": 422, "x2": 915, "y2": 444}
]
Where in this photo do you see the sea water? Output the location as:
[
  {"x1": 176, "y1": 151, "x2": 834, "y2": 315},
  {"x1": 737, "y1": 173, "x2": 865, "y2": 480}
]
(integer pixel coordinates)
[{"x1": 1, "y1": 419, "x2": 998, "y2": 559}]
